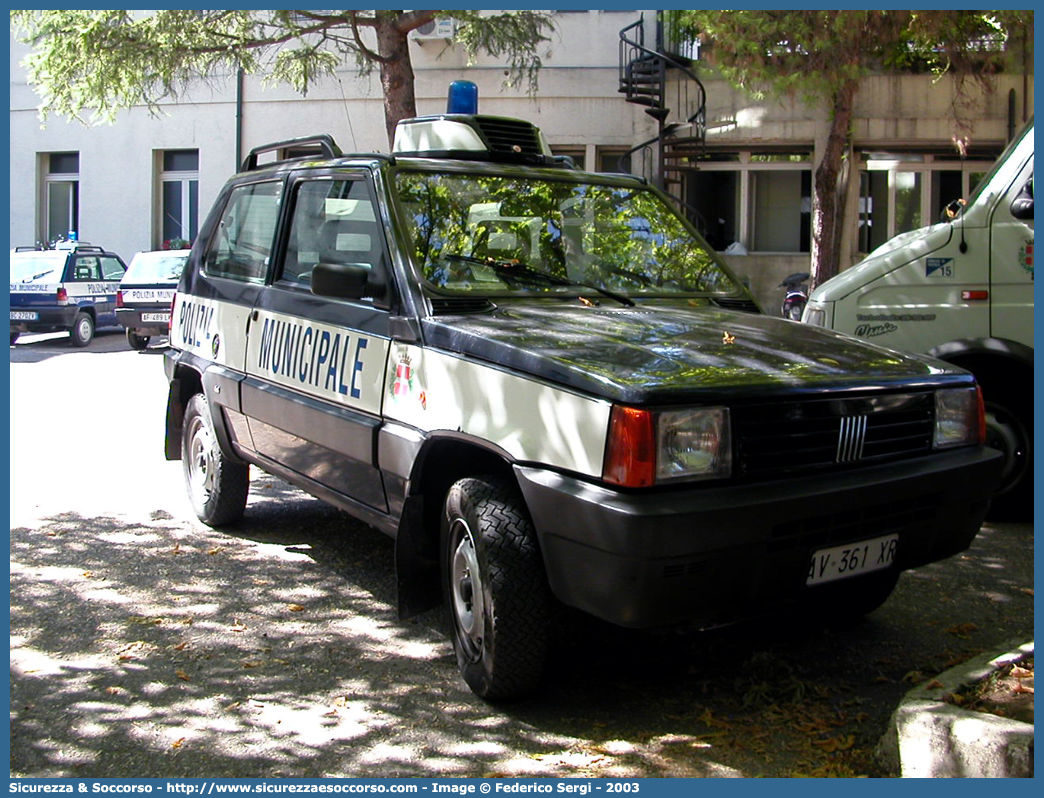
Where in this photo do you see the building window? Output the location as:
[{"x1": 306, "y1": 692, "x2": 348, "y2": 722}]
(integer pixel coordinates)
[
  {"x1": 550, "y1": 147, "x2": 586, "y2": 171},
  {"x1": 858, "y1": 153, "x2": 996, "y2": 253},
  {"x1": 597, "y1": 148, "x2": 632, "y2": 174},
  {"x1": 160, "y1": 149, "x2": 200, "y2": 248},
  {"x1": 43, "y1": 152, "x2": 79, "y2": 245},
  {"x1": 686, "y1": 151, "x2": 811, "y2": 253}
]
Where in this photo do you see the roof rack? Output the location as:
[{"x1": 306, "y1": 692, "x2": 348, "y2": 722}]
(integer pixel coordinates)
[{"x1": 241, "y1": 134, "x2": 343, "y2": 172}]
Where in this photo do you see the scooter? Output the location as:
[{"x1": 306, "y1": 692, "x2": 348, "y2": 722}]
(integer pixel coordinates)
[{"x1": 779, "y1": 272, "x2": 810, "y2": 321}]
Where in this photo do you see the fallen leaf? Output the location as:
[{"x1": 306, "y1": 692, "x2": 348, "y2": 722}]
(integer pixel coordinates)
[
  {"x1": 81, "y1": 571, "x2": 94, "y2": 578},
  {"x1": 207, "y1": 547, "x2": 222, "y2": 555},
  {"x1": 175, "y1": 670, "x2": 191, "y2": 682},
  {"x1": 924, "y1": 679, "x2": 944, "y2": 690},
  {"x1": 946, "y1": 622, "x2": 978, "y2": 639},
  {"x1": 287, "y1": 604, "x2": 305, "y2": 613},
  {"x1": 242, "y1": 660, "x2": 263, "y2": 669},
  {"x1": 105, "y1": 686, "x2": 121, "y2": 695},
  {"x1": 171, "y1": 738, "x2": 185, "y2": 749}
]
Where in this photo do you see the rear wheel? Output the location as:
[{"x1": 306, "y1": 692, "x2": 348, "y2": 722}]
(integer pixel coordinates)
[
  {"x1": 70, "y1": 313, "x2": 94, "y2": 347},
  {"x1": 182, "y1": 393, "x2": 249, "y2": 526},
  {"x1": 441, "y1": 476, "x2": 550, "y2": 701},
  {"x1": 127, "y1": 329, "x2": 150, "y2": 350}
]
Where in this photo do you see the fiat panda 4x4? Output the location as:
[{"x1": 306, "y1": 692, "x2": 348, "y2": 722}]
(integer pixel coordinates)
[{"x1": 164, "y1": 107, "x2": 1003, "y2": 700}]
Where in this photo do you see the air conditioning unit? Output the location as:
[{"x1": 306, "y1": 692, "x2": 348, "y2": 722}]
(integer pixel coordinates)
[{"x1": 410, "y1": 18, "x2": 456, "y2": 41}]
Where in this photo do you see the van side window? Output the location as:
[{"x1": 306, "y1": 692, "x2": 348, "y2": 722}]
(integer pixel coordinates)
[
  {"x1": 203, "y1": 181, "x2": 281, "y2": 283},
  {"x1": 279, "y1": 178, "x2": 385, "y2": 288}
]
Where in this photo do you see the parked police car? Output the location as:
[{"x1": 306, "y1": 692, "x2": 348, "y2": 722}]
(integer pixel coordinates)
[
  {"x1": 164, "y1": 101, "x2": 1003, "y2": 700},
  {"x1": 116, "y1": 249, "x2": 190, "y2": 350},
  {"x1": 10, "y1": 242, "x2": 127, "y2": 346}
]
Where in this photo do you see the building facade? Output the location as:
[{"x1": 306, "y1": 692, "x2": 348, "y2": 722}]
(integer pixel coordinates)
[{"x1": 9, "y1": 10, "x2": 1033, "y2": 312}]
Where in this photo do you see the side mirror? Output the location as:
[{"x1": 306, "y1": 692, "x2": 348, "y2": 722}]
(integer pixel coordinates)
[
  {"x1": 1011, "y1": 197, "x2": 1034, "y2": 221},
  {"x1": 310, "y1": 261, "x2": 377, "y2": 301}
]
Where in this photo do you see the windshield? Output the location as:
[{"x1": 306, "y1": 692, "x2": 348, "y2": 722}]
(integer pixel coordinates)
[
  {"x1": 11, "y1": 254, "x2": 63, "y2": 283},
  {"x1": 394, "y1": 171, "x2": 741, "y2": 298},
  {"x1": 962, "y1": 117, "x2": 1034, "y2": 211},
  {"x1": 124, "y1": 251, "x2": 189, "y2": 283}
]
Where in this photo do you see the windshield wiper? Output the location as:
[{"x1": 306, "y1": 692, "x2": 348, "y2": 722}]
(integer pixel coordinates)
[{"x1": 445, "y1": 255, "x2": 635, "y2": 307}]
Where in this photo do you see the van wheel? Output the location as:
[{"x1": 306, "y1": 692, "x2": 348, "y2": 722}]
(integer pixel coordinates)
[
  {"x1": 982, "y1": 390, "x2": 1032, "y2": 520},
  {"x1": 441, "y1": 476, "x2": 549, "y2": 701},
  {"x1": 127, "y1": 330, "x2": 150, "y2": 350},
  {"x1": 182, "y1": 393, "x2": 249, "y2": 526},
  {"x1": 70, "y1": 313, "x2": 94, "y2": 347}
]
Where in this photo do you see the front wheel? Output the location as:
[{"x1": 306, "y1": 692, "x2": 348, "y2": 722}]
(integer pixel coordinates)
[
  {"x1": 441, "y1": 476, "x2": 550, "y2": 701},
  {"x1": 127, "y1": 329, "x2": 150, "y2": 350},
  {"x1": 69, "y1": 312, "x2": 94, "y2": 347},
  {"x1": 182, "y1": 393, "x2": 249, "y2": 526},
  {"x1": 982, "y1": 392, "x2": 1032, "y2": 520}
]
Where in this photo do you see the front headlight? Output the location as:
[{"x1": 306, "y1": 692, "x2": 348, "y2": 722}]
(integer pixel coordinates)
[
  {"x1": 934, "y1": 387, "x2": 984, "y2": 449},
  {"x1": 802, "y1": 300, "x2": 830, "y2": 327},
  {"x1": 603, "y1": 405, "x2": 732, "y2": 487},
  {"x1": 657, "y1": 407, "x2": 732, "y2": 481}
]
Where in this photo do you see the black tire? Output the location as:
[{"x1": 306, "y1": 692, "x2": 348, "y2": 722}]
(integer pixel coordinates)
[
  {"x1": 981, "y1": 386, "x2": 1032, "y2": 521},
  {"x1": 441, "y1": 476, "x2": 550, "y2": 701},
  {"x1": 182, "y1": 393, "x2": 249, "y2": 527},
  {"x1": 69, "y1": 312, "x2": 94, "y2": 347},
  {"x1": 10, "y1": 332, "x2": 19, "y2": 345},
  {"x1": 126, "y1": 329, "x2": 150, "y2": 350}
]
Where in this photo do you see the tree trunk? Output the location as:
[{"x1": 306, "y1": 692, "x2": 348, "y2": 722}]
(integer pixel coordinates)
[
  {"x1": 809, "y1": 79, "x2": 857, "y2": 291},
  {"x1": 375, "y1": 15, "x2": 417, "y2": 148}
]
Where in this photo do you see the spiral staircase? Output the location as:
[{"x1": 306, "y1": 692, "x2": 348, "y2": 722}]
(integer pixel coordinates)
[{"x1": 617, "y1": 13, "x2": 708, "y2": 206}]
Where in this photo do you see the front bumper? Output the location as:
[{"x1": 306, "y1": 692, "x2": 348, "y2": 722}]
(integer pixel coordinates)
[{"x1": 515, "y1": 446, "x2": 1003, "y2": 629}]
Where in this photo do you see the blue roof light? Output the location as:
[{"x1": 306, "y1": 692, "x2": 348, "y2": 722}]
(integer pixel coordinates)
[{"x1": 447, "y1": 80, "x2": 478, "y2": 115}]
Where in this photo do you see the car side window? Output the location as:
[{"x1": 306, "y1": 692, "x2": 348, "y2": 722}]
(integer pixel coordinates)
[
  {"x1": 203, "y1": 181, "x2": 281, "y2": 283},
  {"x1": 100, "y1": 256, "x2": 125, "y2": 280},
  {"x1": 71, "y1": 256, "x2": 101, "y2": 281},
  {"x1": 279, "y1": 177, "x2": 385, "y2": 289}
]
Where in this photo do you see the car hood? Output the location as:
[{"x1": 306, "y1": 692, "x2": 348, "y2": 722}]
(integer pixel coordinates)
[{"x1": 422, "y1": 300, "x2": 964, "y2": 404}]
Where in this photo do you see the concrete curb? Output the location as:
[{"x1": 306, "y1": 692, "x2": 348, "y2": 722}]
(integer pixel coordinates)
[{"x1": 876, "y1": 639, "x2": 1034, "y2": 777}]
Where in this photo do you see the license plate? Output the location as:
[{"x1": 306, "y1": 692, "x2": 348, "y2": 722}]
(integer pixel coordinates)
[
  {"x1": 806, "y1": 534, "x2": 898, "y2": 586},
  {"x1": 10, "y1": 311, "x2": 38, "y2": 321},
  {"x1": 141, "y1": 312, "x2": 170, "y2": 323}
]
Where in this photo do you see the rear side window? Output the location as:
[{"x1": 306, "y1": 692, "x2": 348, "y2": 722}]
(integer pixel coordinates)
[
  {"x1": 100, "y1": 256, "x2": 125, "y2": 280},
  {"x1": 203, "y1": 181, "x2": 281, "y2": 283}
]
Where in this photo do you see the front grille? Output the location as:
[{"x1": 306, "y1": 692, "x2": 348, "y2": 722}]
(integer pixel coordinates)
[
  {"x1": 733, "y1": 392, "x2": 935, "y2": 479},
  {"x1": 473, "y1": 116, "x2": 545, "y2": 157}
]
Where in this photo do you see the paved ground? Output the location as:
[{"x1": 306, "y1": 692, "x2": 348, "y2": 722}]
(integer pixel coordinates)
[{"x1": 9, "y1": 330, "x2": 1035, "y2": 778}]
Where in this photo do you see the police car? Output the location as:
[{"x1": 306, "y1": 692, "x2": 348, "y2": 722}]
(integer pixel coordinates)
[
  {"x1": 164, "y1": 89, "x2": 1003, "y2": 700},
  {"x1": 116, "y1": 249, "x2": 190, "y2": 350},
  {"x1": 10, "y1": 242, "x2": 127, "y2": 346}
]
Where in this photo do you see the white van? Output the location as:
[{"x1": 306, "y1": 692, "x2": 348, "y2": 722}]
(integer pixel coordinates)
[{"x1": 804, "y1": 118, "x2": 1033, "y2": 519}]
